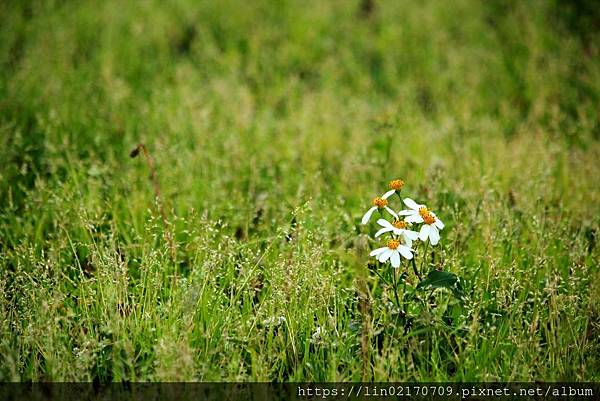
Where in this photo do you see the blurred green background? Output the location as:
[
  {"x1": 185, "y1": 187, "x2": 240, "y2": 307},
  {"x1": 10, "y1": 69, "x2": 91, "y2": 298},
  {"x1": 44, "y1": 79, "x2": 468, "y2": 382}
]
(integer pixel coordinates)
[{"x1": 0, "y1": 0, "x2": 599, "y2": 381}]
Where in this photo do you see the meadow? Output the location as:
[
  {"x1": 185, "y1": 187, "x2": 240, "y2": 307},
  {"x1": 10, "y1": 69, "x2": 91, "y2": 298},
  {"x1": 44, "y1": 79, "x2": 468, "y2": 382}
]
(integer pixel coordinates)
[{"x1": 0, "y1": 0, "x2": 599, "y2": 382}]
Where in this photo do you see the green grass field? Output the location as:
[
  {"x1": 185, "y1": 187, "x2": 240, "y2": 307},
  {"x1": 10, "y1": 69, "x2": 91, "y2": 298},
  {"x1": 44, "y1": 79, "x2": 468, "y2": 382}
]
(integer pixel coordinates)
[{"x1": 1, "y1": 0, "x2": 599, "y2": 382}]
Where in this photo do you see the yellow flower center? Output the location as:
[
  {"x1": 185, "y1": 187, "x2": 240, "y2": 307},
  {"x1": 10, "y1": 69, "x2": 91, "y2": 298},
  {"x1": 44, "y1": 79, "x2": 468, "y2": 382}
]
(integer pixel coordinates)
[
  {"x1": 373, "y1": 197, "x2": 388, "y2": 208},
  {"x1": 422, "y1": 212, "x2": 436, "y2": 225},
  {"x1": 418, "y1": 206, "x2": 430, "y2": 217},
  {"x1": 389, "y1": 179, "x2": 404, "y2": 190},
  {"x1": 386, "y1": 239, "x2": 400, "y2": 250},
  {"x1": 392, "y1": 220, "x2": 408, "y2": 229}
]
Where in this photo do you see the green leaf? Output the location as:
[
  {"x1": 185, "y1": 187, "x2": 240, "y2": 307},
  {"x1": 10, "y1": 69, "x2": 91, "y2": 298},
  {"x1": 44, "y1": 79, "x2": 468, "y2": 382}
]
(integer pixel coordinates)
[{"x1": 416, "y1": 270, "x2": 464, "y2": 298}]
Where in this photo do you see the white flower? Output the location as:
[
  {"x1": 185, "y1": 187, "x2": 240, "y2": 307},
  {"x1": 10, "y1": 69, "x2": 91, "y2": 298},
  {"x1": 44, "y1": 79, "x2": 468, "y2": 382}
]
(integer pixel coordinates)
[
  {"x1": 263, "y1": 316, "x2": 286, "y2": 327},
  {"x1": 398, "y1": 198, "x2": 444, "y2": 245},
  {"x1": 369, "y1": 238, "x2": 414, "y2": 268},
  {"x1": 398, "y1": 198, "x2": 425, "y2": 223},
  {"x1": 361, "y1": 191, "x2": 399, "y2": 224},
  {"x1": 374, "y1": 219, "x2": 419, "y2": 247},
  {"x1": 311, "y1": 327, "x2": 324, "y2": 343}
]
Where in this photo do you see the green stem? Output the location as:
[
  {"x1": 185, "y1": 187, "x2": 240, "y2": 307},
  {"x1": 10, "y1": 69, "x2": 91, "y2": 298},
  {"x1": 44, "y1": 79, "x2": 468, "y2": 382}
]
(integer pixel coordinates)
[
  {"x1": 396, "y1": 192, "x2": 405, "y2": 219},
  {"x1": 392, "y1": 267, "x2": 401, "y2": 309},
  {"x1": 420, "y1": 240, "x2": 430, "y2": 274},
  {"x1": 402, "y1": 279, "x2": 406, "y2": 310},
  {"x1": 372, "y1": 267, "x2": 390, "y2": 287},
  {"x1": 411, "y1": 257, "x2": 421, "y2": 280}
]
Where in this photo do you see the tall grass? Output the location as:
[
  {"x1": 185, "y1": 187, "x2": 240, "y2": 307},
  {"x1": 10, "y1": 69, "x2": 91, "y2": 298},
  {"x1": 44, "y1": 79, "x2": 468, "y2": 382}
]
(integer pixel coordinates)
[{"x1": 0, "y1": 0, "x2": 599, "y2": 381}]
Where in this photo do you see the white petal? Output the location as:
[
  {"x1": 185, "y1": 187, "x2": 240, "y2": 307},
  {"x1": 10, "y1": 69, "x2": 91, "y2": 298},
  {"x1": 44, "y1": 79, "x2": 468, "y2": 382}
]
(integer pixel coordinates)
[
  {"x1": 390, "y1": 251, "x2": 400, "y2": 268},
  {"x1": 398, "y1": 209, "x2": 414, "y2": 216},
  {"x1": 376, "y1": 219, "x2": 393, "y2": 228},
  {"x1": 435, "y1": 218, "x2": 444, "y2": 230},
  {"x1": 398, "y1": 245, "x2": 413, "y2": 260},
  {"x1": 404, "y1": 237, "x2": 413, "y2": 248},
  {"x1": 370, "y1": 247, "x2": 388, "y2": 257},
  {"x1": 382, "y1": 189, "x2": 395, "y2": 199},
  {"x1": 378, "y1": 249, "x2": 393, "y2": 262},
  {"x1": 429, "y1": 226, "x2": 440, "y2": 245},
  {"x1": 403, "y1": 198, "x2": 421, "y2": 211},
  {"x1": 361, "y1": 207, "x2": 377, "y2": 225},
  {"x1": 392, "y1": 227, "x2": 403, "y2": 235},
  {"x1": 384, "y1": 206, "x2": 398, "y2": 219},
  {"x1": 405, "y1": 214, "x2": 424, "y2": 224},
  {"x1": 374, "y1": 227, "x2": 393, "y2": 237},
  {"x1": 404, "y1": 230, "x2": 419, "y2": 240},
  {"x1": 419, "y1": 224, "x2": 430, "y2": 241}
]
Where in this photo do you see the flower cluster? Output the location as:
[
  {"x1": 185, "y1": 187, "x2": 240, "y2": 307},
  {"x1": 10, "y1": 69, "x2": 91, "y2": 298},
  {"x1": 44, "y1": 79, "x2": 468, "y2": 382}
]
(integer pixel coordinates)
[{"x1": 362, "y1": 179, "x2": 444, "y2": 268}]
